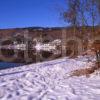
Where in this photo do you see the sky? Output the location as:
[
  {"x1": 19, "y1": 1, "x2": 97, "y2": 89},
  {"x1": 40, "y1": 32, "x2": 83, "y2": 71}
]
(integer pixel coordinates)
[{"x1": 0, "y1": 0, "x2": 67, "y2": 29}]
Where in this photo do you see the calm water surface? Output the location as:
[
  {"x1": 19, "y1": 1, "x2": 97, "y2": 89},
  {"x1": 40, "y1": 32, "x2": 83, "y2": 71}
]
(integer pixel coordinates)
[{"x1": 0, "y1": 62, "x2": 25, "y2": 70}]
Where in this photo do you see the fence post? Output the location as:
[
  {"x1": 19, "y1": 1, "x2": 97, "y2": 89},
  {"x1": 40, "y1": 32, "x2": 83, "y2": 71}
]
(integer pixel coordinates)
[{"x1": 96, "y1": 50, "x2": 100, "y2": 68}]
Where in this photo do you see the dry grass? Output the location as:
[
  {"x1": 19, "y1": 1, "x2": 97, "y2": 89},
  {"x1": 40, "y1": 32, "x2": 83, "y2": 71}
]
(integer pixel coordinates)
[
  {"x1": 70, "y1": 67, "x2": 95, "y2": 77},
  {"x1": 70, "y1": 62, "x2": 100, "y2": 77}
]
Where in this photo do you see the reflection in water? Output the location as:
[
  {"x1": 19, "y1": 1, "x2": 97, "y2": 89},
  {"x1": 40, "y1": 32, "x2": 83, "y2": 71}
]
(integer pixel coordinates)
[{"x1": 0, "y1": 39, "x2": 62, "y2": 70}]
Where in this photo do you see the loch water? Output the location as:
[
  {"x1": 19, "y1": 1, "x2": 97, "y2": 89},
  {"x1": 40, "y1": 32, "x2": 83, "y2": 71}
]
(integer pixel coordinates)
[{"x1": 0, "y1": 62, "x2": 25, "y2": 70}]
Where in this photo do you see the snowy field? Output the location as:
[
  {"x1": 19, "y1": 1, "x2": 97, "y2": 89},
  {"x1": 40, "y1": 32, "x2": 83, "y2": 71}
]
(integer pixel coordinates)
[{"x1": 0, "y1": 55, "x2": 100, "y2": 100}]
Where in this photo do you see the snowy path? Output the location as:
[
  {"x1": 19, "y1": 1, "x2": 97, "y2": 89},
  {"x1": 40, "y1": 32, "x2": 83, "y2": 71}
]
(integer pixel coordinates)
[{"x1": 0, "y1": 56, "x2": 100, "y2": 100}]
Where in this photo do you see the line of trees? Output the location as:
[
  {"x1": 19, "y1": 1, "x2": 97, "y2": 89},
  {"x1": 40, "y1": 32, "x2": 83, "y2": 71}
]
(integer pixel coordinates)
[
  {"x1": 61, "y1": 0, "x2": 100, "y2": 51},
  {"x1": 62, "y1": 0, "x2": 100, "y2": 67}
]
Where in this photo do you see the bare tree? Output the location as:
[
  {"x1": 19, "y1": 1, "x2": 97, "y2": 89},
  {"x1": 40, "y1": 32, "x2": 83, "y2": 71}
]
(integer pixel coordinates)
[
  {"x1": 63, "y1": 0, "x2": 100, "y2": 31},
  {"x1": 63, "y1": 0, "x2": 80, "y2": 27},
  {"x1": 62, "y1": 0, "x2": 100, "y2": 41}
]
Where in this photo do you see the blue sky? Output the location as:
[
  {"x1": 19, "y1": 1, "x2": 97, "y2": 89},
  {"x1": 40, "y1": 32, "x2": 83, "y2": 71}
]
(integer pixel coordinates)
[{"x1": 0, "y1": 0, "x2": 67, "y2": 29}]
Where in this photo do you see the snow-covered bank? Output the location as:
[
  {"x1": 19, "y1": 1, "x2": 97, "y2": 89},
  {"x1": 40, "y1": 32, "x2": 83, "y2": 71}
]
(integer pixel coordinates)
[{"x1": 0, "y1": 56, "x2": 100, "y2": 100}]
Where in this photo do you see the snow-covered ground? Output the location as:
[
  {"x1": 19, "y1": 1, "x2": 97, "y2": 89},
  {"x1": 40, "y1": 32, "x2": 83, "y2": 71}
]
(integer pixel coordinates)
[{"x1": 0, "y1": 55, "x2": 100, "y2": 100}]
